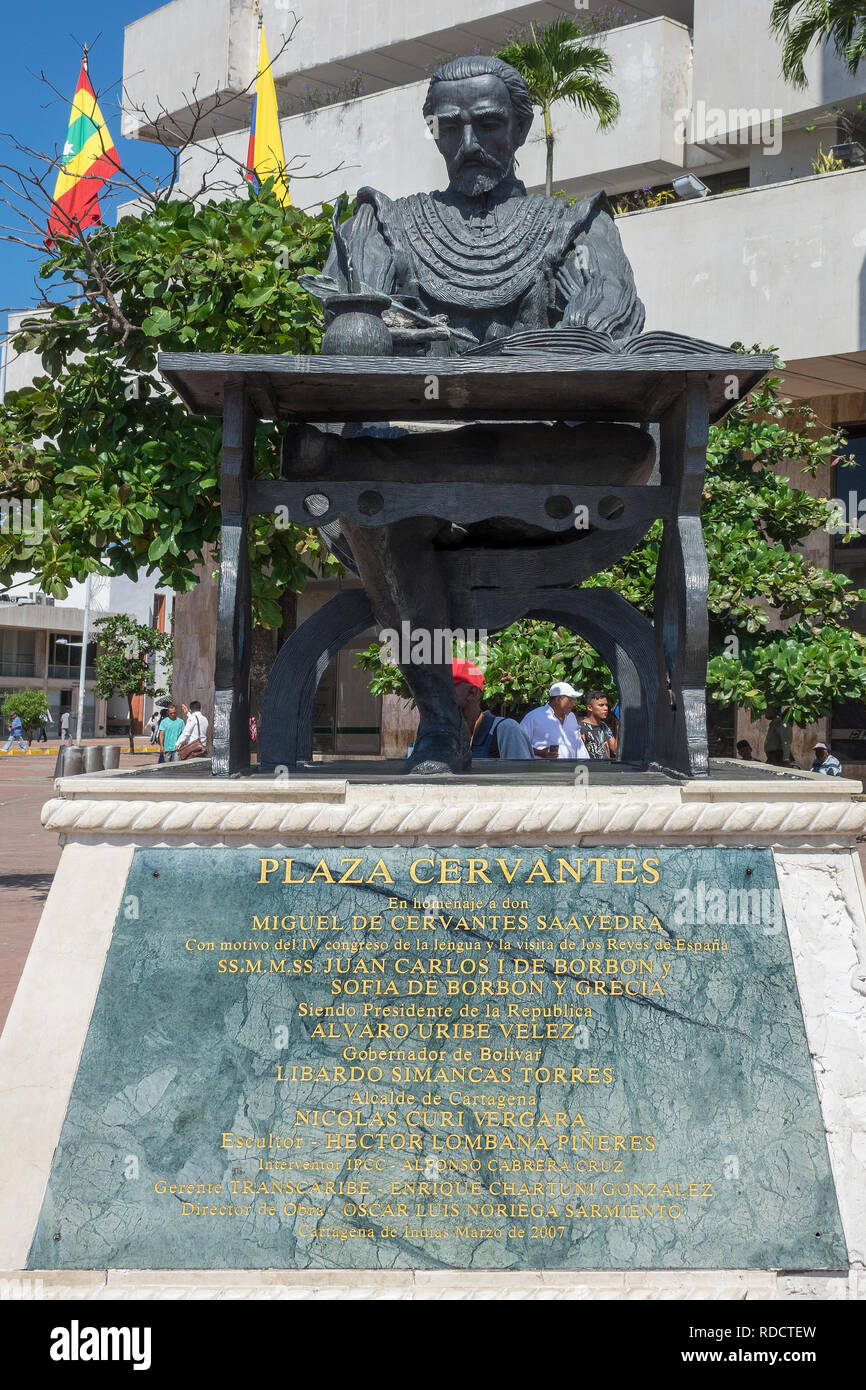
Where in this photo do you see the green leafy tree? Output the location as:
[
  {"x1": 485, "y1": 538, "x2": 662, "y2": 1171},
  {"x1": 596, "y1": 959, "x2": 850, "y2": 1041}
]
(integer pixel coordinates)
[
  {"x1": 92, "y1": 613, "x2": 174, "y2": 753},
  {"x1": 497, "y1": 18, "x2": 620, "y2": 197},
  {"x1": 1, "y1": 688, "x2": 49, "y2": 745},
  {"x1": 0, "y1": 189, "x2": 341, "y2": 620},
  {"x1": 770, "y1": 0, "x2": 866, "y2": 88},
  {"x1": 0, "y1": 45, "x2": 348, "y2": 723},
  {"x1": 359, "y1": 364, "x2": 866, "y2": 734}
]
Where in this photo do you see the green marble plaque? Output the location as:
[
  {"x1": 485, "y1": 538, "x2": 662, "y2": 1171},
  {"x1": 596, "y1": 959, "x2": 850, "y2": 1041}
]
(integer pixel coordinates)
[{"x1": 29, "y1": 846, "x2": 846, "y2": 1270}]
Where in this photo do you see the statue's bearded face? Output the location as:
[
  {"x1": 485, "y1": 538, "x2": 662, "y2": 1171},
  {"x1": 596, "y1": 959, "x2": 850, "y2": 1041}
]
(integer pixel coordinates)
[{"x1": 428, "y1": 75, "x2": 524, "y2": 197}]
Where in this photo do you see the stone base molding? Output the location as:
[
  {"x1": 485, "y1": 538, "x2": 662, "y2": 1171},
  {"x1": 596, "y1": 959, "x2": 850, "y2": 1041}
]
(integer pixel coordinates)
[
  {"x1": 41, "y1": 772, "x2": 866, "y2": 849},
  {"x1": 2, "y1": 1268, "x2": 860, "y2": 1300},
  {"x1": 0, "y1": 772, "x2": 859, "y2": 1296}
]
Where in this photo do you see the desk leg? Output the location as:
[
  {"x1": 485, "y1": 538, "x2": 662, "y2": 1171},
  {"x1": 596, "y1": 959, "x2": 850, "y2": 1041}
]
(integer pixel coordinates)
[
  {"x1": 653, "y1": 381, "x2": 710, "y2": 776},
  {"x1": 213, "y1": 384, "x2": 254, "y2": 776}
]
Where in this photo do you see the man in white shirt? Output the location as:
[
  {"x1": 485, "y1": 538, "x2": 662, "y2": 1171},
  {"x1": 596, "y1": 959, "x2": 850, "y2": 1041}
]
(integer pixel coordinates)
[
  {"x1": 175, "y1": 700, "x2": 210, "y2": 756},
  {"x1": 520, "y1": 682, "x2": 589, "y2": 759}
]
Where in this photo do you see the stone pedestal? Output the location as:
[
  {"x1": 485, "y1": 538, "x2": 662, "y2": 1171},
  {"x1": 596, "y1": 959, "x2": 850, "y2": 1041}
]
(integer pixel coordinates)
[{"x1": 1, "y1": 766, "x2": 864, "y2": 1299}]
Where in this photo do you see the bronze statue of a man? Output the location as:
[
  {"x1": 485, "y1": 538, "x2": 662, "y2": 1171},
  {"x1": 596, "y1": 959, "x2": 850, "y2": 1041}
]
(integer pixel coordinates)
[
  {"x1": 321, "y1": 55, "x2": 644, "y2": 350},
  {"x1": 305, "y1": 55, "x2": 648, "y2": 771}
]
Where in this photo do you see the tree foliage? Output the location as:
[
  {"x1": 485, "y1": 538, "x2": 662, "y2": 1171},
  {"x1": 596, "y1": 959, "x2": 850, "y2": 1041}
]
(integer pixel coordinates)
[
  {"x1": 496, "y1": 18, "x2": 620, "y2": 196},
  {"x1": 0, "y1": 188, "x2": 344, "y2": 623},
  {"x1": 770, "y1": 0, "x2": 866, "y2": 88},
  {"x1": 92, "y1": 613, "x2": 174, "y2": 752},
  {"x1": 359, "y1": 365, "x2": 866, "y2": 728},
  {"x1": 1, "y1": 687, "x2": 49, "y2": 741}
]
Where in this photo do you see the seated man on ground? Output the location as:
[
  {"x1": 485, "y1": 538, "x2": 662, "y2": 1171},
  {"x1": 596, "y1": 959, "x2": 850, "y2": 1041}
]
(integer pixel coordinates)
[{"x1": 811, "y1": 741, "x2": 842, "y2": 776}]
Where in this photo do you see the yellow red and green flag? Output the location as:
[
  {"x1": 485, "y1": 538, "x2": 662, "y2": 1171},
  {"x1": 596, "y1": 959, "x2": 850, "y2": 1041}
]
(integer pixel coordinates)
[
  {"x1": 46, "y1": 56, "x2": 120, "y2": 246},
  {"x1": 246, "y1": 22, "x2": 290, "y2": 206}
]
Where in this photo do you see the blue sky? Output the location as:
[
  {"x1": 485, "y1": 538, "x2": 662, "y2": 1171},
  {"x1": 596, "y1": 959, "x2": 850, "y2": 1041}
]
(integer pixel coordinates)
[{"x1": 1, "y1": 1, "x2": 170, "y2": 336}]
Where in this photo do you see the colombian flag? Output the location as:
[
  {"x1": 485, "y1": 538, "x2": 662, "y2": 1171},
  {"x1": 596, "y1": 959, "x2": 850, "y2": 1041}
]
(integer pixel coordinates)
[
  {"x1": 246, "y1": 22, "x2": 290, "y2": 206},
  {"x1": 46, "y1": 57, "x2": 119, "y2": 245}
]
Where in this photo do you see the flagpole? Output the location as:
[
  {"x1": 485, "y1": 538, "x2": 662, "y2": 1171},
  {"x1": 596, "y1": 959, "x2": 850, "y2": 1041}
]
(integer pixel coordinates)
[
  {"x1": 75, "y1": 573, "x2": 92, "y2": 746},
  {"x1": 76, "y1": 48, "x2": 87, "y2": 308}
]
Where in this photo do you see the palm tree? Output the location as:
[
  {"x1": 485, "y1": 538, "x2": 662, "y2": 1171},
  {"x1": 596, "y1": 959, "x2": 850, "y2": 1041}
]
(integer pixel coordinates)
[
  {"x1": 497, "y1": 18, "x2": 620, "y2": 198},
  {"x1": 770, "y1": 0, "x2": 866, "y2": 88}
]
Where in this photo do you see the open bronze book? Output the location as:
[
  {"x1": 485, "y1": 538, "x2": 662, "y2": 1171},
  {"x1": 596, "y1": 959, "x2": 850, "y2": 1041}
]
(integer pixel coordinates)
[{"x1": 463, "y1": 327, "x2": 736, "y2": 357}]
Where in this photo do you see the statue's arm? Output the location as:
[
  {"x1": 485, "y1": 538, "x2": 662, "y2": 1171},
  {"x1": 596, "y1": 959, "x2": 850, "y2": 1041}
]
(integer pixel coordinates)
[
  {"x1": 556, "y1": 195, "x2": 646, "y2": 340},
  {"x1": 322, "y1": 201, "x2": 398, "y2": 296}
]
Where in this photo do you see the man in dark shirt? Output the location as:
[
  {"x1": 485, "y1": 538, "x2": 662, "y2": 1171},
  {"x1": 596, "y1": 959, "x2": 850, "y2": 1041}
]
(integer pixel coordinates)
[
  {"x1": 577, "y1": 690, "x2": 617, "y2": 759},
  {"x1": 452, "y1": 659, "x2": 533, "y2": 760}
]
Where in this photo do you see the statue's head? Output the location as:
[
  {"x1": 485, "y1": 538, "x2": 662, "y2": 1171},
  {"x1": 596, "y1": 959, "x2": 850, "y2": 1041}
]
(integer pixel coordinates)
[{"x1": 422, "y1": 56, "x2": 533, "y2": 197}]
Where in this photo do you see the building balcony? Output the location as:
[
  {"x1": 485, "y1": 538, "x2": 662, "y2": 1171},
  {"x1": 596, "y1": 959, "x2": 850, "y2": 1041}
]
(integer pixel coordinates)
[
  {"x1": 0, "y1": 660, "x2": 36, "y2": 677},
  {"x1": 123, "y1": 0, "x2": 866, "y2": 163},
  {"x1": 693, "y1": 0, "x2": 866, "y2": 138},
  {"x1": 617, "y1": 165, "x2": 866, "y2": 395},
  {"x1": 177, "y1": 17, "x2": 694, "y2": 207},
  {"x1": 122, "y1": 0, "x2": 694, "y2": 141},
  {"x1": 47, "y1": 665, "x2": 95, "y2": 682}
]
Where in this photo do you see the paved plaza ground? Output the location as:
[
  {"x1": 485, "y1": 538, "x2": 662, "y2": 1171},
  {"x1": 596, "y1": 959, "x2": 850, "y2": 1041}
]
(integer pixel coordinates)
[{"x1": 0, "y1": 741, "x2": 158, "y2": 1030}]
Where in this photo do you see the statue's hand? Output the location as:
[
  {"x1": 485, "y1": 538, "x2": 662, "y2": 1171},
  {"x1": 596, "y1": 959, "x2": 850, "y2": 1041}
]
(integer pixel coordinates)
[
  {"x1": 555, "y1": 254, "x2": 590, "y2": 305},
  {"x1": 560, "y1": 275, "x2": 606, "y2": 329}
]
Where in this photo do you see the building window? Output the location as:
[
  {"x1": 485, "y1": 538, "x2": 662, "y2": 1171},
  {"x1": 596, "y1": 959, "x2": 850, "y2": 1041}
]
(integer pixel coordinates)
[
  {"x1": 48, "y1": 633, "x2": 96, "y2": 680},
  {"x1": 0, "y1": 629, "x2": 37, "y2": 677},
  {"x1": 833, "y1": 431, "x2": 866, "y2": 550}
]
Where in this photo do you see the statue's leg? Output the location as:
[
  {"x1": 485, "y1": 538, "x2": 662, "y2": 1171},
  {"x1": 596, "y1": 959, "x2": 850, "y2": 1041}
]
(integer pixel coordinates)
[
  {"x1": 339, "y1": 515, "x2": 470, "y2": 772},
  {"x1": 653, "y1": 383, "x2": 710, "y2": 776}
]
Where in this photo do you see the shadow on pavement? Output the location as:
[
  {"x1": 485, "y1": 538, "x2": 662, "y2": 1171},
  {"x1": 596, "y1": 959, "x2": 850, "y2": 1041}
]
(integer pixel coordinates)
[{"x1": 0, "y1": 872, "x2": 55, "y2": 901}]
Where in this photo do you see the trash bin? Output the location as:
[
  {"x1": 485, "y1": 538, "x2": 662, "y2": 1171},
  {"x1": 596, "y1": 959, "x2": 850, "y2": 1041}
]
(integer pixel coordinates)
[
  {"x1": 102, "y1": 745, "x2": 121, "y2": 770},
  {"x1": 60, "y1": 747, "x2": 84, "y2": 777},
  {"x1": 83, "y1": 745, "x2": 104, "y2": 774}
]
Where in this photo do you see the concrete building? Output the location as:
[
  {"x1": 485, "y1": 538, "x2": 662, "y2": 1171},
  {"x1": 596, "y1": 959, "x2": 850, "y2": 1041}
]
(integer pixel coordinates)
[
  {"x1": 120, "y1": 0, "x2": 866, "y2": 767},
  {"x1": 1, "y1": 316, "x2": 174, "y2": 742},
  {"x1": 0, "y1": 574, "x2": 172, "y2": 740}
]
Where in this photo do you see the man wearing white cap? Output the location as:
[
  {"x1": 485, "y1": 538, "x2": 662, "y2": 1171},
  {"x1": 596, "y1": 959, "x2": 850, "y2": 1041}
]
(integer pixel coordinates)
[
  {"x1": 811, "y1": 742, "x2": 842, "y2": 776},
  {"x1": 519, "y1": 682, "x2": 589, "y2": 760}
]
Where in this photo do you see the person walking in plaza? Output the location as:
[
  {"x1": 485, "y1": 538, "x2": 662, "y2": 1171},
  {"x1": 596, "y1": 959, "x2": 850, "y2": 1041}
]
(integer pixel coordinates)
[
  {"x1": 35, "y1": 709, "x2": 53, "y2": 743},
  {"x1": 157, "y1": 703, "x2": 186, "y2": 764},
  {"x1": 811, "y1": 741, "x2": 842, "y2": 776},
  {"x1": 577, "y1": 690, "x2": 617, "y2": 759},
  {"x1": 3, "y1": 712, "x2": 28, "y2": 754},
  {"x1": 147, "y1": 708, "x2": 163, "y2": 747},
  {"x1": 519, "y1": 682, "x2": 589, "y2": 760},
  {"x1": 175, "y1": 700, "x2": 209, "y2": 759},
  {"x1": 60, "y1": 710, "x2": 72, "y2": 745}
]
